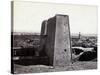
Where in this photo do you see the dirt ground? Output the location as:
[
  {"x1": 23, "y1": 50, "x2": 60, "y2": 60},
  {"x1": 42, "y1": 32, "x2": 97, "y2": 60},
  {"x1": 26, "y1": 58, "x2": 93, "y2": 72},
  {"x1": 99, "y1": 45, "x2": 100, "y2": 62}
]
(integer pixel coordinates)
[{"x1": 14, "y1": 61, "x2": 97, "y2": 74}]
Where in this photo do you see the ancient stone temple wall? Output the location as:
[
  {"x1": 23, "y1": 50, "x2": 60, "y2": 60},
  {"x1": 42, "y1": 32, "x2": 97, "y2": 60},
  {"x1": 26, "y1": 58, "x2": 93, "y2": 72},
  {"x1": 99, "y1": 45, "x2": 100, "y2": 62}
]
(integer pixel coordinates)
[{"x1": 40, "y1": 14, "x2": 71, "y2": 67}]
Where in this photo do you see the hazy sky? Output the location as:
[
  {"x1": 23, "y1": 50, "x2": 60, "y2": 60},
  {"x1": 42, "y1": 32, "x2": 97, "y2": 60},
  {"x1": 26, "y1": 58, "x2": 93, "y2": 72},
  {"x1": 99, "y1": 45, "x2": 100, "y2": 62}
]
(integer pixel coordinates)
[{"x1": 14, "y1": 1, "x2": 98, "y2": 34}]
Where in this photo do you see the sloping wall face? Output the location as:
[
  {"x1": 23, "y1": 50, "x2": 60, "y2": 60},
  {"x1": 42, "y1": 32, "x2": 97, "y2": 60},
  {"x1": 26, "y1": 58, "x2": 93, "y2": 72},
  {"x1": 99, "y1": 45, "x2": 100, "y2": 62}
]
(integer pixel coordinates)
[
  {"x1": 54, "y1": 15, "x2": 71, "y2": 66},
  {"x1": 45, "y1": 17, "x2": 56, "y2": 65}
]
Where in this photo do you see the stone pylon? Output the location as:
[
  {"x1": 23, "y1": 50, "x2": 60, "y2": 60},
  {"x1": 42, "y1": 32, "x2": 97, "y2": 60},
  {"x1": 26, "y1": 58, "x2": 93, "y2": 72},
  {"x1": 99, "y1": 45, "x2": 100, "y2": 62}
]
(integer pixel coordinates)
[{"x1": 40, "y1": 14, "x2": 71, "y2": 67}]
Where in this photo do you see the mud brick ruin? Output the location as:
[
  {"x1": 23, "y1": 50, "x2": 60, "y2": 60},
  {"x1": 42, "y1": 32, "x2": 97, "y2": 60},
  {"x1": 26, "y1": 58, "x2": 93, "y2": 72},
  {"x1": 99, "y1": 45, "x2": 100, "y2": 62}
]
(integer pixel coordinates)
[{"x1": 40, "y1": 14, "x2": 71, "y2": 67}]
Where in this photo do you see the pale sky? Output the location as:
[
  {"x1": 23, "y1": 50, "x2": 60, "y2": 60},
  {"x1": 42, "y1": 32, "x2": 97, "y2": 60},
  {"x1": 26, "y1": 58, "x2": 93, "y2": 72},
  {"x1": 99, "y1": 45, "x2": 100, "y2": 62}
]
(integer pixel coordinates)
[{"x1": 13, "y1": 1, "x2": 98, "y2": 34}]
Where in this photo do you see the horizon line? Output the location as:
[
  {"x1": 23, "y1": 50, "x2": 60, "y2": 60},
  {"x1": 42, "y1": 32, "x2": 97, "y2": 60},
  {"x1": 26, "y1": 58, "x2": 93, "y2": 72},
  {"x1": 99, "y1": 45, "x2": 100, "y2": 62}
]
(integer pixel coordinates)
[{"x1": 12, "y1": 32, "x2": 97, "y2": 35}]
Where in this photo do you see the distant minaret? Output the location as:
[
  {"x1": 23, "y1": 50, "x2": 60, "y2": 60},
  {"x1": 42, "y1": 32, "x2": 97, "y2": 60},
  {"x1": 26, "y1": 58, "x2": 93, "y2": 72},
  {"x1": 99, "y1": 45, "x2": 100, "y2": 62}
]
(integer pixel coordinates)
[{"x1": 79, "y1": 32, "x2": 81, "y2": 39}]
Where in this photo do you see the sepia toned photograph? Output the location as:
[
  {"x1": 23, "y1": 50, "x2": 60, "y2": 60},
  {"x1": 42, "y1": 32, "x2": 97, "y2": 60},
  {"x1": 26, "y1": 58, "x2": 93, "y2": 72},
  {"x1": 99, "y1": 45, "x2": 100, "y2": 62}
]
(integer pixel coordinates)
[{"x1": 11, "y1": 1, "x2": 97, "y2": 74}]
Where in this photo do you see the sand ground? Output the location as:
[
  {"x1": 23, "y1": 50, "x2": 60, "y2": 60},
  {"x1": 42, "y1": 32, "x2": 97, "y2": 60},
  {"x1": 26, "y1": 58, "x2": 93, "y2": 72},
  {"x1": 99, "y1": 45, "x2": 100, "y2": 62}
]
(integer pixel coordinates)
[{"x1": 14, "y1": 61, "x2": 97, "y2": 74}]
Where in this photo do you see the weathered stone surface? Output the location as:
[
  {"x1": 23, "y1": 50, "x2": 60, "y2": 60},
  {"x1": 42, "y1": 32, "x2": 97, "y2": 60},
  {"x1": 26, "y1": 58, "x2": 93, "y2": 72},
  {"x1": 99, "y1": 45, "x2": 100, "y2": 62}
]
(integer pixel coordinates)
[{"x1": 53, "y1": 14, "x2": 71, "y2": 66}]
